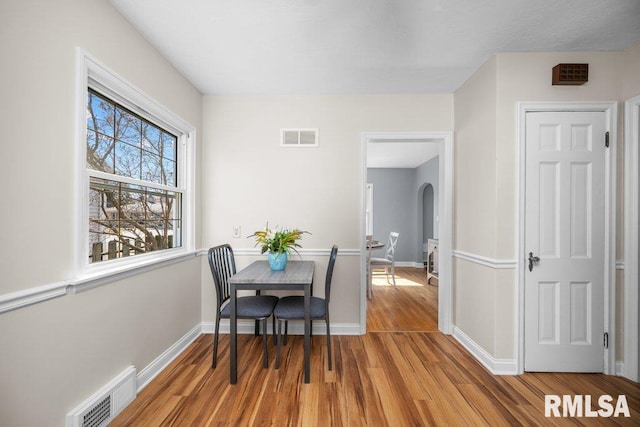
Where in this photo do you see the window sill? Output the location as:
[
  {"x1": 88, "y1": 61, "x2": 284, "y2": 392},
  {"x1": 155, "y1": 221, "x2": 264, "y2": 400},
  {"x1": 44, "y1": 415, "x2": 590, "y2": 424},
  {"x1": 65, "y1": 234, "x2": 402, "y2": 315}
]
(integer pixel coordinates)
[{"x1": 69, "y1": 249, "x2": 199, "y2": 294}]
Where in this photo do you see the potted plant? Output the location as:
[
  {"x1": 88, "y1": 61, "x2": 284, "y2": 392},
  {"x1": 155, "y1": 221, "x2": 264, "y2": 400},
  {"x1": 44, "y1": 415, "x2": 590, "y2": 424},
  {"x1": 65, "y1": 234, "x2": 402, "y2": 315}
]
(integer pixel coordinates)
[{"x1": 249, "y1": 223, "x2": 309, "y2": 270}]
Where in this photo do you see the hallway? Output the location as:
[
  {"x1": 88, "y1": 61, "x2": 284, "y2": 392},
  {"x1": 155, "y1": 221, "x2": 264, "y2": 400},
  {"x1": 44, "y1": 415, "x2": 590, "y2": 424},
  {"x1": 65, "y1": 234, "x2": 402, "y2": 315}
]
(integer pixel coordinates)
[{"x1": 367, "y1": 267, "x2": 438, "y2": 332}]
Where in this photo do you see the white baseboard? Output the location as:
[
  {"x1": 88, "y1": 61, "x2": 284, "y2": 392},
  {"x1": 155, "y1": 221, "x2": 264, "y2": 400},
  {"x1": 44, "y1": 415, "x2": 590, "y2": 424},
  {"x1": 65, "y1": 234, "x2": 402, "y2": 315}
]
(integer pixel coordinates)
[
  {"x1": 201, "y1": 320, "x2": 361, "y2": 336},
  {"x1": 395, "y1": 261, "x2": 423, "y2": 268},
  {"x1": 452, "y1": 326, "x2": 517, "y2": 375},
  {"x1": 453, "y1": 326, "x2": 627, "y2": 378},
  {"x1": 136, "y1": 323, "x2": 201, "y2": 392},
  {"x1": 66, "y1": 366, "x2": 136, "y2": 427},
  {"x1": 130, "y1": 322, "x2": 627, "y2": 404}
]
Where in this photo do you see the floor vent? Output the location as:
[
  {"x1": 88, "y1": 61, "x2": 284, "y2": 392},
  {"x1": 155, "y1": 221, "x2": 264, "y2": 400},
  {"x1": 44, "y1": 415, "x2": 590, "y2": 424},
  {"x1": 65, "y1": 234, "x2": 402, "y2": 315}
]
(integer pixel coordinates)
[
  {"x1": 66, "y1": 366, "x2": 136, "y2": 427},
  {"x1": 83, "y1": 396, "x2": 110, "y2": 427}
]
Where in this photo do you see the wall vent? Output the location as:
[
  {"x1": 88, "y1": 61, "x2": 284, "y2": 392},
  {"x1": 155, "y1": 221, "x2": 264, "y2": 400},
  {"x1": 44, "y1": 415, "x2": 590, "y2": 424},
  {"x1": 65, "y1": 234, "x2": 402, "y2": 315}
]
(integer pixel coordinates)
[
  {"x1": 552, "y1": 63, "x2": 589, "y2": 85},
  {"x1": 281, "y1": 128, "x2": 318, "y2": 146},
  {"x1": 66, "y1": 366, "x2": 136, "y2": 427}
]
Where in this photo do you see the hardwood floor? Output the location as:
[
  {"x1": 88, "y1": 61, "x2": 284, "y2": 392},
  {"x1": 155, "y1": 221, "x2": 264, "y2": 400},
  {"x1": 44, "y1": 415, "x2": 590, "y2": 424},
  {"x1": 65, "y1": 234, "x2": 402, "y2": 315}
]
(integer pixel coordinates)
[
  {"x1": 367, "y1": 267, "x2": 438, "y2": 332},
  {"x1": 113, "y1": 268, "x2": 640, "y2": 426}
]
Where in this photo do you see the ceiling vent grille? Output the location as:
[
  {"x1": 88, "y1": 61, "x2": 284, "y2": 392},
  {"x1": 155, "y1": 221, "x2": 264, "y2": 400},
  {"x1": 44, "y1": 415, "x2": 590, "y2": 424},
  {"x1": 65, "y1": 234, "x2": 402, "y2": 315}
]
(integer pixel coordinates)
[{"x1": 281, "y1": 129, "x2": 318, "y2": 147}]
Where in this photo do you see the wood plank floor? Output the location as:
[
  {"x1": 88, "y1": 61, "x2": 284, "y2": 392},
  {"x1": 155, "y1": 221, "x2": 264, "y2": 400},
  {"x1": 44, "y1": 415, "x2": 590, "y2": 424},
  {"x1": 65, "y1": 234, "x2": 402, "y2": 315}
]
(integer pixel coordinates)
[
  {"x1": 367, "y1": 267, "x2": 438, "y2": 332},
  {"x1": 113, "y1": 268, "x2": 640, "y2": 426}
]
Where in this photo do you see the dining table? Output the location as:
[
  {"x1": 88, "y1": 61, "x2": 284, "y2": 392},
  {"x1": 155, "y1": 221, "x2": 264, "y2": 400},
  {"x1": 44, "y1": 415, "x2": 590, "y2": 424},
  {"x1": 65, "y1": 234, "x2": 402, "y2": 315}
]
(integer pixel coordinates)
[
  {"x1": 367, "y1": 240, "x2": 385, "y2": 251},
  {"x1": 228, "y1": 260, "x2": 315, "y2": 384}
]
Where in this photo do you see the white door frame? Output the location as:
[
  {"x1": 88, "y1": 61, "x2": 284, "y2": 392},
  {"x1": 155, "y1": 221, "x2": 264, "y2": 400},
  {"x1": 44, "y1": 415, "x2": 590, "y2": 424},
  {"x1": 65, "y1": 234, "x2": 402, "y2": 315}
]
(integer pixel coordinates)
[
  {"x1": 360, "y1": 132, "x2": 454, "y2": 335},
  {"x1": 624, "y1": 95, "x2": 640, "y2": 382},
  {"x1": 516, "y1": 102, "x2": 617, "y2": 375}
]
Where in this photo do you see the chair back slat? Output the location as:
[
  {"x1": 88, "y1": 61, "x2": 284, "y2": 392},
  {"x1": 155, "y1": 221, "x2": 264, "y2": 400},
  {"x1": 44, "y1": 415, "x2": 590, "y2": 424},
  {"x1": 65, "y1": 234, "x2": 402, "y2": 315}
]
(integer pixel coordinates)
[
  {"x1": 208, "y1": 244, "x2": 236, "y2": 309},
  {"x1": 324, "y1": 245, "x2": 339, "y2": 304},
  {"x1": 386, "y1": 232, "x2": 399, "y2": 260}
]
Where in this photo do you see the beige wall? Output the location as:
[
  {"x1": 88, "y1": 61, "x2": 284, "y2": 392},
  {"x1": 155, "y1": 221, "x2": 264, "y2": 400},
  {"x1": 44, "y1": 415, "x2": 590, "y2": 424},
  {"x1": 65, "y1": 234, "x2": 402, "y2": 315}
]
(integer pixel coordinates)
[
  {"x1": 1, "y1": 2, "x2": 638, "y2": 424},
  {"x1": 0, "y1": 1, "x2": 202, "y2": 425},
  {"x1": 454, "y1": 50, "x2": 630, "y2": 361},
  {"x1": 200, "y1": 94, "x2": 453, "y2": 324},
  {"x1": 497, "y1": 51, "x2": 624, "y2": 360},
  {"x1": 623, "y1": 42, "x2": 640, "y2": 100},
  {"x1": 453, "y1": 56, "x2": 503, "y2": 355},
  {"x1": 495, "y1": 51, "x2": 624, "y2": 259},
  {"x1": 494, "y1": 51, "x2": 623, "y2": 258},
  {"x1": 454, "y1": 56, "x2": 498, "y2": 257}
]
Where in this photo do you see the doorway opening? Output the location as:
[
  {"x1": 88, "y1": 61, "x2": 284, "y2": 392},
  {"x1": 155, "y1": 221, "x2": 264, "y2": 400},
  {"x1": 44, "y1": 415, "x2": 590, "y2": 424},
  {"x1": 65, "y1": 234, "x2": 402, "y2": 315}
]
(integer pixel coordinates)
[
  {"x1": 367, "y1": 266, "x2": 439, "y2": 332},
  {"x1": 360, "y1": 132, "x2": 453, "y2": 335},
  {"x1": 422, "y1": 184, "x2": 435, "y2": 243}
]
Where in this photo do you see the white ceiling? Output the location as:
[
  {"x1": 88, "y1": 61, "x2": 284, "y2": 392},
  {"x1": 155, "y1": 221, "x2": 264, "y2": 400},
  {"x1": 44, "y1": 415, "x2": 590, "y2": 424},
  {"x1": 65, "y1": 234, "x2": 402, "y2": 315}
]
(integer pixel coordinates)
[
  {"x1": 109, "y1": 0, "x2": 640, "y2": 167},
  {"x1": 110, "y1": 0, "x2": 640, "y2": 96}
]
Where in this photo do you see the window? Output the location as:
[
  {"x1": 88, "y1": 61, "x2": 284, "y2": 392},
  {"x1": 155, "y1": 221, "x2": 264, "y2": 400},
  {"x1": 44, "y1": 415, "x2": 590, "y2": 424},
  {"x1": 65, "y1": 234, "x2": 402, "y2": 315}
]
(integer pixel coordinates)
[
  {"x1": 76, "y1": 50, "x2": 195, "y2": 279},
  {"x1": 86, "y1": 90, "x2": 181, "y2": 263}
]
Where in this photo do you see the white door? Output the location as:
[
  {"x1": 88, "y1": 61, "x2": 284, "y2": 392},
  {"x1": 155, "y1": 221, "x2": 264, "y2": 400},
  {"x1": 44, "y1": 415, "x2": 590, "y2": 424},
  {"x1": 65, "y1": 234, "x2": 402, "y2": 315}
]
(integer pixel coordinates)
[{"x1": 524, "y1": 111, "x2": 606, "y2": 372}]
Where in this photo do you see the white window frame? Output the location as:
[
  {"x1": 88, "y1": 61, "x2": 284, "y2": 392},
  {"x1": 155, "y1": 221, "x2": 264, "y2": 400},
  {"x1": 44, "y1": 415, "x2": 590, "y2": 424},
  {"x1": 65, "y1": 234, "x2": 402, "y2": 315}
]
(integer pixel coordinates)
[{"x1": 72, "y1": 49, "x2": 196, "y2": 291}]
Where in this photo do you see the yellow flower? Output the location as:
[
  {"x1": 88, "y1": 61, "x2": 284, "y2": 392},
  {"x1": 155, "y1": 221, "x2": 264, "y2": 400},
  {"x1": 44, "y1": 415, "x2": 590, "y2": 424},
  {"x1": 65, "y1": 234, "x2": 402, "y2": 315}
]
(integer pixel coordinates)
[{"x1": 249, "y1": 223, "x2": 310, "y2": 255}]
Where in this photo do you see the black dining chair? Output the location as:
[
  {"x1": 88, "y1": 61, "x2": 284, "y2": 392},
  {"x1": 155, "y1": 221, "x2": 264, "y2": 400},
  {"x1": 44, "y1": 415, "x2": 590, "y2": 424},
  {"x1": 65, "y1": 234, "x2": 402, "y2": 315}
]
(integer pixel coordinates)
[
  {"x1": 274, "y1": 245, "x2": 338, "y2": 370},
  {"x1": 208, "y1": 244, "x2": 278, "y2": 368}
]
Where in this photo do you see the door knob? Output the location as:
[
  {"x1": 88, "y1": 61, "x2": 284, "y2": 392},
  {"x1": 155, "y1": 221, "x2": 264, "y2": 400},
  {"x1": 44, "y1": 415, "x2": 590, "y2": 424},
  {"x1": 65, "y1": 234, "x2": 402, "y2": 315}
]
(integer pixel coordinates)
[{"x1": 528, "y1": 252, "x2": 540, "y2": 272}]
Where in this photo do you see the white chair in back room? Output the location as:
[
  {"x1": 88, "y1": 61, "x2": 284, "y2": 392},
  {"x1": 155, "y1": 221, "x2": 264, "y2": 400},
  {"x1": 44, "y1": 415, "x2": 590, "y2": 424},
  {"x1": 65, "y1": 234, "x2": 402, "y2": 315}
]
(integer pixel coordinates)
[{"x1": 370, "y1": 232, "x2": 399, "y2": 286}]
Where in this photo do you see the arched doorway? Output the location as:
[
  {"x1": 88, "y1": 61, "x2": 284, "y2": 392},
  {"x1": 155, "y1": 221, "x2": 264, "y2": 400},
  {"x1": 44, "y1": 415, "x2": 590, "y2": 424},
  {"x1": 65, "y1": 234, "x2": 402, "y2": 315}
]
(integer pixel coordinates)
[{"x1": 422, "y1": 183, "x2": 434, "y2": 244}]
